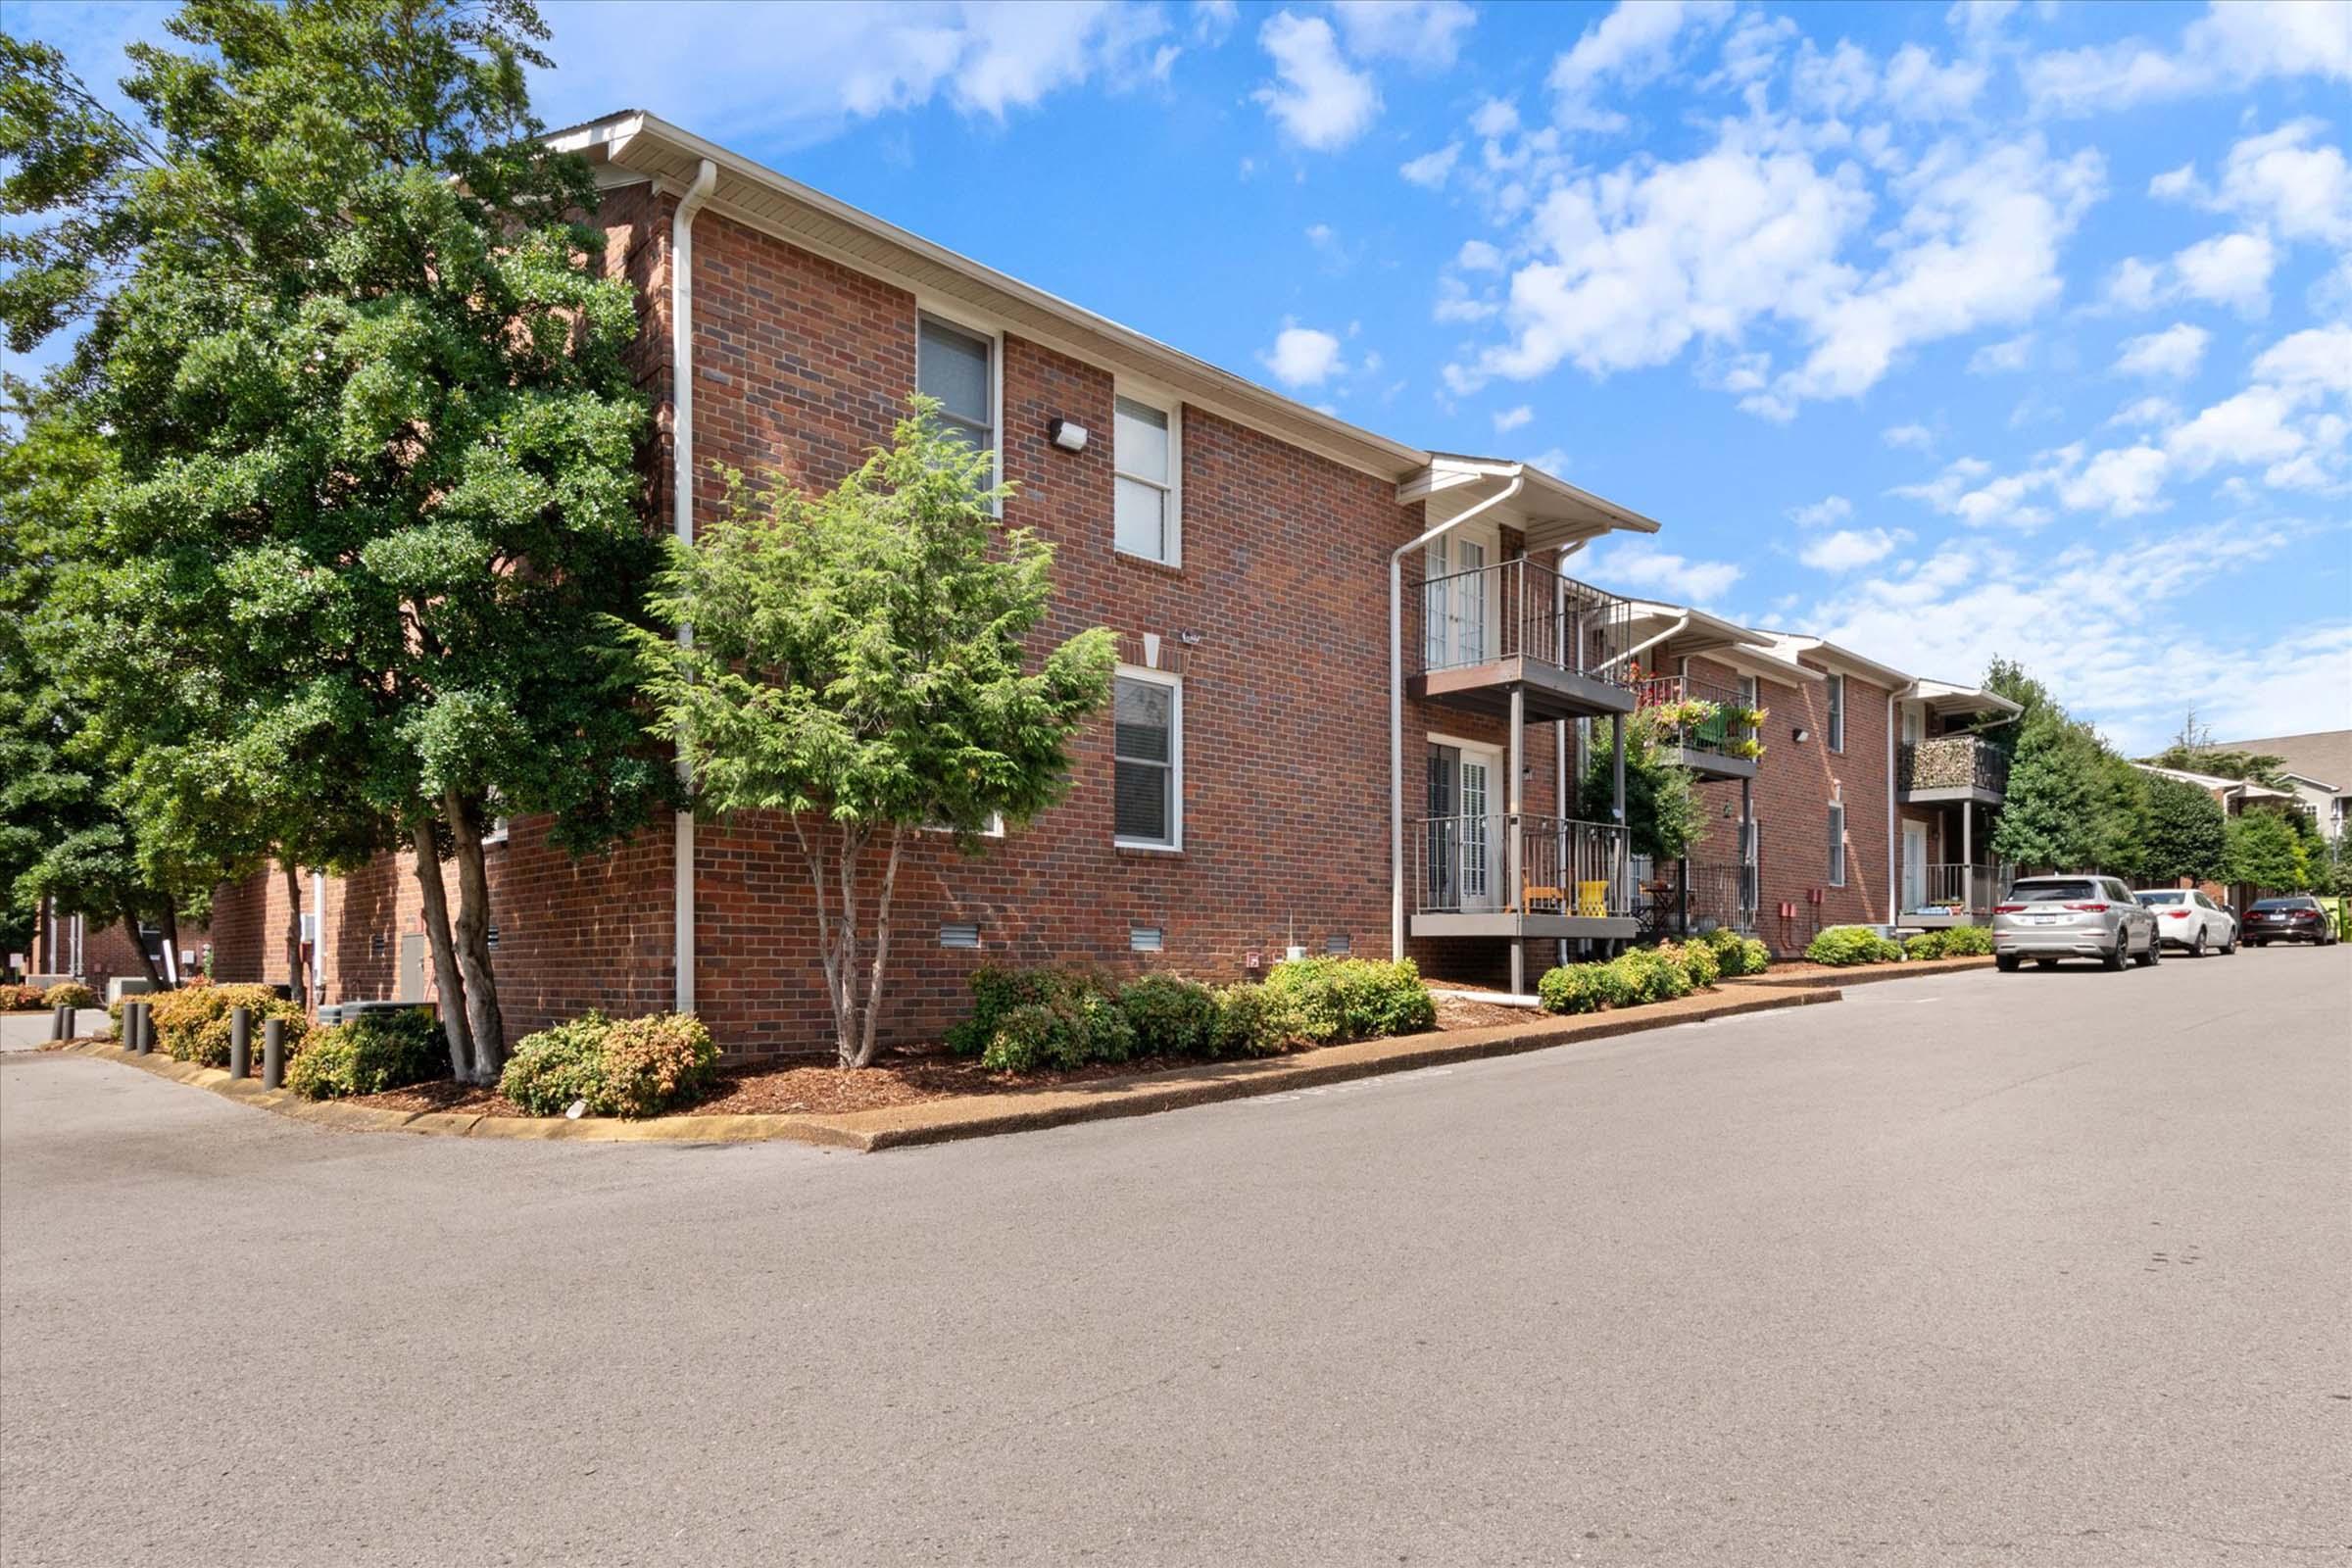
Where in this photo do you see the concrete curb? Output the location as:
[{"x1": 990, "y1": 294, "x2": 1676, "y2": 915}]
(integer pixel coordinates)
[
  {"x1": 1722, "y1": 955, "x2": 1997, "y2": 990},
  {"x1": 55, "y1": 984, "x2": 1841, "y2": 1152}
]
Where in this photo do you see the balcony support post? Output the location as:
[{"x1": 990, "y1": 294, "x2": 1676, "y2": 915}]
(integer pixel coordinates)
[
  {"x1": 1611, "y1": 712, "x2": 1628, "y2": 920},
  {"x1": 1508, "y1": 685, "x2": 1526, "y2": 994},
  {"x1": 1962, "y1": 800, "x2": 1973, "y2": 888}
]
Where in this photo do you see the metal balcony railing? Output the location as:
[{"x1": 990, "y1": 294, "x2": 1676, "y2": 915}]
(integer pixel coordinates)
[
  {"x1": 1897, "y1": 735, "x2": 2010, "y2": 796},
  {"x1": 1903, "y1": 861, "x2": 2012, "y2": 915},
  {"x1": 1412, "y1": 813, "x2": 1633, "y2": 916},
  {"x1": 1411, "y1": 558, "x2": 1636, "y2": 687},
  {"x1": 1634, "y1": 672, "x2": 1760, "y2": 761}
]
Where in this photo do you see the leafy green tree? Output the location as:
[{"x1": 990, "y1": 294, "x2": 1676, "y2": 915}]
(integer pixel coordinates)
[
  {"x1": 2139, "y1": 773, "x2": 2230, "y2": 885},
  {"x1": 630, "y1": 403, "x2": 1116, "y2": 1067},
  {"x1": 1579, "y1": 708, "x2": 1702, "y2": 863},
  {"x1": 1989, "y1": 709, "x2": 2097, "y2": 871},
  {"x1": 2145, "y1": 741, "x2": 2291, "y2": 790},
  {"x1": 2226, "y1": 808, "x2": 2308, "y2": 895},
  {"x1": 5, "y1": 0, "x2": 660, "y2": 1080}
]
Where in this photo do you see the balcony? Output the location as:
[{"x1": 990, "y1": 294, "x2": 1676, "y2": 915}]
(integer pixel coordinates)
[
  {"x1": 1899, "y1": 861, "x2": 2012, "y2": 926},
  {"x1": 1635, "y1": 673, "x2": 1760, "y2": 780},
  {"x1": 1408, "y1": 559, "x2": 1638, "y2": 722},
  {"x1": 1897, "y1": 735, "x2": 2009, "y2": 804},
  {"x1": 1409, "y1": 813, "x2": 1638, "y2": 941},
  {"x1": 1636, "y1": 858, "x2": 1760, "y2": 940}
]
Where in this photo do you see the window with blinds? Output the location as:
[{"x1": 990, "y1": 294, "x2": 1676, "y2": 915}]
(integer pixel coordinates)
[
  {"x1": 917, "y1": 316, "x2": 995, "y2": 465},
  {"x1": 1113, "y1": 395, "x2": 1178, "y2": 564},
  {"x1": 1113, "y1": 670, "x2": 1180, "y2": 848}
]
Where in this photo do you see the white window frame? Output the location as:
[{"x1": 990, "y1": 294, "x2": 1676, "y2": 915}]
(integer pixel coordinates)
[
  {"x1": 1111, "y1": 379, "x2": 1182, "y2": 567},
  {"x1": 1112, "y1": 663, "x2": 1183, "y2": 851},
  {"x1": 919, "y1": 813, "x2": 1004, "y2": 839},
  {"x1": 1826, "y1": 672, "x2": 1846, "y2": 754},
  {"x1": 1828, "y1": 800, "x2": 1847, "y2": 888},
  {"x1": 915, "y1": 305, "x2": 1004, "y2": 513}
]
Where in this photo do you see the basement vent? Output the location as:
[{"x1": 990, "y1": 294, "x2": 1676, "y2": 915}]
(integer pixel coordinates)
[
  {"x1": 1129, "y1": 925, "x2": 1165, "y2": 953},
  {"x1": 1325, "y1": 933, "x2": 1352, "y2": 956},
  {"x1": 938, "y1": 922, "x2": 981, "y2": 950},
  {"x1": 485, "y1": 925, "x2": 501, "y2": 952}
]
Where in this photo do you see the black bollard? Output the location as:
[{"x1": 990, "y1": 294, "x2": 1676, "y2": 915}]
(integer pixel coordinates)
[
  {"x1": 131, "y1": 1002, "x2": 150, "y2": 1054},
  {"x1": 52, "y1": 1004, "x2": 69, "y2": 1042},
  {"x1": 262, "y1": 1016, "x2": 285, "y2": 1091},
  {"x1": 228, "y1": 1005, "x2": 252, "y2": 1079}
]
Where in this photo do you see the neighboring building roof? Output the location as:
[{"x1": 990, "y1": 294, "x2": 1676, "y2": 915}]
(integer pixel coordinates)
[
  {"x1": 2132, "y1": 762, "x2": 2300, "y2": 803},
  {"x1": 2200, "y1": 731, "x2": 2351, "y2": 795},
  {"x1": 1902, "y1": 678, "x2": 2023, "y2": 720},
  {"x1": 1617, "y1": 600, "x2": 1823, "y2": 683},
  {"x1": 547, "y1": 111, "x2": 1662, "y2": 554},
  {"x1": 1746, "y1": 630, "x2": 1913, "y2": 688}
]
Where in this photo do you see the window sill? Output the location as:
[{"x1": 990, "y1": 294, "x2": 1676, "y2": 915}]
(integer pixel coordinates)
[
  {"x1": 1112, "y1": 547, "x2": 1185, "y2": 577},
  {"x1": 1115, "y1": 842, "x2": 1185, "y2": 859}
]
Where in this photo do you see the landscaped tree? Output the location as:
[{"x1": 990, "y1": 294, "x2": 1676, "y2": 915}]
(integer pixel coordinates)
[
  {"x1": 1989, "y1": 708, "x2": 2098, "y2": 871},
  {"x1": 1580, "y1": 707, "x2": 1702, "y2": 862},
  {"x1": 630, "y1": 403, "x2": 1116, "y2": 1068},
  {"x1": 2139, "y1": 773, "x2": 2230, "y2": 886},
  {"x1": 4, "y1": 1, "x2": 662, "y2": 1081},
  {"x1": 2226, "y1": 809, "x2": 2308, "y2": 896}
]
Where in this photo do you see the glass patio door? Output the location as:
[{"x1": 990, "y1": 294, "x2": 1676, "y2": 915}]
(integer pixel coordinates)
[
  {"x1": 1426, "y1": 743, "x2": 1498, "y2": 912},
  {"x1": 1424, "y1": 533, "x2": 1492, "y2": 669}
]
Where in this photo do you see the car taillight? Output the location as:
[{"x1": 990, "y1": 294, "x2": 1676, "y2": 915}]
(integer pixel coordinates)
[
  {"x1": 2166, "y1": 910, "x2": 2190, "y2": 918},
  {"x1": 2064, "y1": 903, "x2": 2109, "y2": 911},
  {"x1": 1993, "y1": 904, "x2": 2025, "y2": 913}
]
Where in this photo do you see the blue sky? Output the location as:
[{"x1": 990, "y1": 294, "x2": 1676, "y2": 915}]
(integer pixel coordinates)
[{"x1": 19, "y1": 0, "x2": 2351, "y2": 752}]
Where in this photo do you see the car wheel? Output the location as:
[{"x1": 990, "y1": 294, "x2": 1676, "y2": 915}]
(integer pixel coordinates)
[
  {"x1": 1995, "y1": 955, "x2": 2020, "y2": 973},
  {"x1": 2221, "y1": 926, "x2": 2236, "y2": 955},
  {"x1": 2103, "y1": 938, "x2": 2127, "y2": 971},
  {"x1": 2134, "y1": 928, "x2": 2160, "y2": 967},
  {"x1": 2190, "y1": 929, "x2": 2205, "y2": 957}
]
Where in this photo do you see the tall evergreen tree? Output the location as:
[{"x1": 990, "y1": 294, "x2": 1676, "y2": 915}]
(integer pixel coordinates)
[{"x1": 2139, "y1": 774, "x2": 2230, "y2": 885}]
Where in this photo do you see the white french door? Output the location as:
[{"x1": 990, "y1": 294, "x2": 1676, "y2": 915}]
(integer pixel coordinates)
[
  {"x1": 1902, "y1": 820, "x2": 1929, "y2": 910},
  {"x1": 1424, "y1": 528, "x2": 1496, "y2": 668},
  {"x1": 1426, "y1": 740, "x2": 1504, "y2": 912}
]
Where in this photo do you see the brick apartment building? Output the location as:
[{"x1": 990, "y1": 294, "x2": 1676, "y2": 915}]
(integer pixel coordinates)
[{"x1": 185, "y1": 111, "x2": 2018, "y2": 1055}]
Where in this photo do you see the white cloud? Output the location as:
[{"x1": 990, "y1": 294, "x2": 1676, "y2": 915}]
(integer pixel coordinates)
[
  {"x1": 1799, "y1": 527, "x2": 1903, "y2": 571},
  {"x1": 1525, "y1": 446, "x2": 1572, "y2": 475},
  {"x1": 1584, "y1": 539, "x2": 1743, "y2": 605},
  {"x1": 1968, "y1": 334, "x2": 2034, "y2": 374},
  {"x1": 1547, "y1": 0, "x2": 1735, "y2": 132},
  {"x1": 1259, "y1": 322, "x2": 1347, "y2": 386},
  {"x1": 2057, "y1": 445, "x2": 2170, "y2": 515},
  {"x1": 1493, "y1": 405, "x2": 1535, "y2": 433},
  {"x1": 532, "y1": 1, "x2": 1174, "y2": 142},
  {"x1": 1455, "y1": 239, "x2": 1505, "y2": 272},
  {"x1": 1399, "y1": 142, "x2": 1462, "y2": 188},
  {"x1": 2251, "y1": 325, "x2": 2352, "y2": 401},
  {"x1": 1883, "y1": 422, "x2": 1936, "y2": 452},
  {"x1": 2114, "y1": 323, "x2": 2210, "y2": 381},
  {"x1": 2166, "y1": 120, "x2": 2352, "y2": 248},
  {"x1": 1192, "y1": 0, "x2": 1237, "y2": 45},
  {"x1": 2172, "y1": 229, "x2": 2277, "y2": 316},
  {"x1": 2025, "y1": 0, "x2": 2352, "y2": 117},
  {"x1": 1880, "y1": 43, "x2": 1989, "y2": 120},
  {"x1": 1946, "y1": 0, "x2": 2020, "y2": 47},
  {"x1": 1330, "y1": 0, "x2": 1476, "y2": 67},
  {"x1": 2104, "y1": 257, "x2": 2164, "y2": 312},
  {"x1": 2165, "y1": 385, "x2": 2315, "y2": 478},
  {"x1": 2106, "y1": 395, "x2": 2181, "y2": 431},
  {"x1": 1254, "y1": 11, "x2": 1379, "y2": 150},
  {"x1": 1787, "y1": 495, "x2": 1854, "y2": 528},
  {"x1": 1470, "y1": 97, "x2": 1520, "y2": 139}
]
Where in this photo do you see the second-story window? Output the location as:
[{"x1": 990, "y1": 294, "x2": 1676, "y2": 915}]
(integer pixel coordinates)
[
  {"x1": 1828, "y1": 801, "x2": 1847, "y2": 887},
  {"x1": 918, "y1": 316, "x2": 996, "y2": 466},
  {"x1": 1826, "y1": 672, "x2": 1846, "y2": 753},
  {"x1": 1114, "y1": 395, "x2": 1179, "y2": 564}
]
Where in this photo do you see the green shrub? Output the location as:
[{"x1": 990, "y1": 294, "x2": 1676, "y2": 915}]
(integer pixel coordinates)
[
  {"x1": 1736, "y1": 937, "x2": 1771, "y2": 976},
  {"x1": 1610, "y1": 947, "x2": 1692, "y2": 1004},
  {"x1": 1260, "y1": 956, "x2": 1435, "y2": 1042},
  {"x1": 3, "y1": 982, "x2": 46, "y2": 1011},
  {"x1": 149, "y1": 982, "x2": 308, "y2": 1065},
  {"x1": 977, "y1": 989, "x2": 1135, "y2": 1073},
  {"x1": 1903, "y1": 930, "x2": 1948, "y2": 960},
  {"x1": 1940, "y1": 924, "x2": 1993, "y2": 956},
  {"x1": 945, "y1": 966, "x2": 1103, "y2": 1056},
  {"x1": 42, "y1": 982, "x2": 97, "y2": 1010},
  {"x1": 1805, "y1": 925, "x2": 1896, "y2": 966},
  {"x1": 1117, "y1": 973, "x2": 1218, "y2": 1056},
  {"x1": 189, "y1": 991, "x2": 309, "y2": 1067},
  {"x1": 287, "y1": 1008, "x2": 444, "y2": 1100},
  {"x1": 499, "y1": 1014, "x2": 615, "y2": 1113},
  {"x1": 1208, "y1": 983, "x2": 1325, "y2": 1056},
  {"x1": 1658, "y1": 939, "x2": 1720, "y2": 990},
  {"x1": 1537, "y1": 960, "x2": 1633, "y2": 1014}
]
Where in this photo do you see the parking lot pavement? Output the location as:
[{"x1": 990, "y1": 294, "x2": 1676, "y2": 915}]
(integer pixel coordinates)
[{"x1": 3, "y1": 946, "x2": 2347, "y2": 1566}]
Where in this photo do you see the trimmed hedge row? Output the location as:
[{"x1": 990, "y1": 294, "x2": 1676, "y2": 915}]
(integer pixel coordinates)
[
  {"x1": 1537, "y1": 928, "x2": 1768, "y2": 1016},
  {"x1": 500, "y1": 1011, "x2": 718, "y2": 1118},
  {"x1": 148, "y1": 982, "x2": 310, "y2": 1066},
  {"x1": 3, "y1": 983, "x2": 48, "y2": 1012},
  {"x1": 288, "y1": 1007, "x2": 444, "y2": 1100},
  {"x1": 1812, "y1": 923, "x2": 1995, "y2": 966},
  {"x1": 947, "y1": 957, "x2": 1437, "y2": 1074}
]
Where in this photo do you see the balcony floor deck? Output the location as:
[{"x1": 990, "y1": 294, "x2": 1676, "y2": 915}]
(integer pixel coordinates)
[
  {"x1": 1898, "y1": 783, "x2": 2005, "y2": 806},
  {"x1": 1669, "y1": 745, "x2": 1756, "y2": 781},
  {"x1": 1409, "y1": 658, "x2": 1638, "y2": 723},
  {"x1": 1411, "y1": 911, "x2": 1640, "y2": 942}
]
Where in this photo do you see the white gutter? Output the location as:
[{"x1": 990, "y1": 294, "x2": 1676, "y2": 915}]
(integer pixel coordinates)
[
  {"x1": 1885, "y1": 690, "x2": 1897, "y2": 925},
  {"x1": 671, "y1": 157, "x2": 717, "y2": 1017},
  {"x1": 1390, "y1": 474, "x2": 1524, "y2": 959},
  {"x1": 1594, "y1": 612, "x2": 1690, "y2": 675}
]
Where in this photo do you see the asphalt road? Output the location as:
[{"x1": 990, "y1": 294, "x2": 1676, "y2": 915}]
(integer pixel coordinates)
[{"x1": 3, "y1": 948, "x2": 2346, "y2": 1567}]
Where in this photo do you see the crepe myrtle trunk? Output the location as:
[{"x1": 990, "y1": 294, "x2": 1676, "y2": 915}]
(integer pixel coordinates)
[
  {"x1": 119, "y1": 904, "x2": 165, "y2": 989},
  {"x1": 410, "y1": 816, "x2": 475, "y2": 1083},
  {"x1": 160, "y1": 898, "x2": 183, "y2": 989},
  {"x1": 280, "y1": 861, "x2": 308, "y2": 1011},
  {"x1": 794, "y1": 817, "x2": 906, "y2": 1069},
  {"x1": 444, "y1": 789, "x2": 505, "y2": 1082}
]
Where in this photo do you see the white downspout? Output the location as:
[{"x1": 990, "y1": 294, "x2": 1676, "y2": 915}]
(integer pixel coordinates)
[
  {"x1": 312, "y1": 869, "x2": 327, "y2": 999},
  {"x1": 1885, "y1": 689, "x2": 1898, "y2": 927},
  {"x1": 671, "y1": 157, "x2": 718, "y2": 1016},
  {"x1": 1390, "y1": 474, "x2": 1524, "y2": 960}
]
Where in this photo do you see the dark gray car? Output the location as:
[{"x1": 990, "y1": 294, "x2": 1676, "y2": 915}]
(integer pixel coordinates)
[{"x1": 1992, "y1": 874, "x2": 2161, "y2": 972}]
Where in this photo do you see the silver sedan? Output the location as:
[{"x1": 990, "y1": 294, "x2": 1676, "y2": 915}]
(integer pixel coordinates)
[{"x1": 1992, "y1": 875, "x2": 2162, "y2": 971}]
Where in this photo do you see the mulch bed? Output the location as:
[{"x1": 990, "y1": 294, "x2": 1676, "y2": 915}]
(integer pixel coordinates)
[{"x1": 343, "y1": 1001, "x2": 1542, "y2": 1121}]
